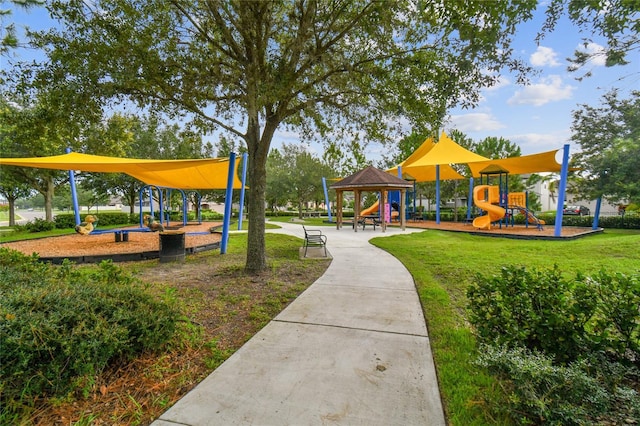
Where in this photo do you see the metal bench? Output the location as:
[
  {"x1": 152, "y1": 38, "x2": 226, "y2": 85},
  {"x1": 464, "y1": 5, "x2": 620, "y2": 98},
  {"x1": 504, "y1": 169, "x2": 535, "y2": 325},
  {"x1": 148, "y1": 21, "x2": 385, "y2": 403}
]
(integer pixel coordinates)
[{"x1": 302, "y1": 225, "x2": 327, "y2": 257}]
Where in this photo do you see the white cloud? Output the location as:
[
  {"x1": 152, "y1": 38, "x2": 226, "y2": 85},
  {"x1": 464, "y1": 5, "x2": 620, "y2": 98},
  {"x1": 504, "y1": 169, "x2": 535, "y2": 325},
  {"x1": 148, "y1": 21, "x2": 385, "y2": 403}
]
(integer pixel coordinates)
[
  {"x1": 530, "y1": 46, "x2": 561, "y2": 67},
  {"x1": 508, "y1": 130, "x2": 571, "y2": 155},
  {"x1": 576, "y1": 42, "x2": 607, "y2": 67},
  {"x1": 507, "y1": 75, "x2": 575, "y2": 106},
  {"x1": 447, "y1": 112, "x2": 506, "y2": 132},
  {"x1": 484, "y1": 75, "x2": 511, "y2": 92}
]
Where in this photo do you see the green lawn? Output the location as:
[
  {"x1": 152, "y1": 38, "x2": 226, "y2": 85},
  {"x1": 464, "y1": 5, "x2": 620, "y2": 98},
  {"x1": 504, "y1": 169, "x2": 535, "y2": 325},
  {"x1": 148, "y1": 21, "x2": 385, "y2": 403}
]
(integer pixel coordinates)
[{"x1": 371, "y1": 228, "x2": 640, "y2": 425}]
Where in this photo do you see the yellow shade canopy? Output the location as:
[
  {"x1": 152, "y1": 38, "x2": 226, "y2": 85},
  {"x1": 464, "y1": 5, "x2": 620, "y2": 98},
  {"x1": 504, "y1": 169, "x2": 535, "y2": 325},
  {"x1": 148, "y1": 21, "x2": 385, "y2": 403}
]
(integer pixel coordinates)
[
  {"x1": 406, "y1": 132, "x2": 489, "y2": 167},
  {"x1": 468, "y1": 150, "x2": 563, "y2": 177},
  {"x1": 0, "y1": 152, "x2": 244, "y2": 190},
  {"x1": 387, "y1": 136, "x2": 466, "y2": 181}
]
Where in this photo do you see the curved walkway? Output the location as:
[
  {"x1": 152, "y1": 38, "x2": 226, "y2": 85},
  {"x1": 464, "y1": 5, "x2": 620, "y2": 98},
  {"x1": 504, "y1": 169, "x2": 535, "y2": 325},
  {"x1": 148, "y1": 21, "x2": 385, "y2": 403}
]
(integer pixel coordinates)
[{"x1": 153, "y1": 222, "x2": 445, "y2": 426}]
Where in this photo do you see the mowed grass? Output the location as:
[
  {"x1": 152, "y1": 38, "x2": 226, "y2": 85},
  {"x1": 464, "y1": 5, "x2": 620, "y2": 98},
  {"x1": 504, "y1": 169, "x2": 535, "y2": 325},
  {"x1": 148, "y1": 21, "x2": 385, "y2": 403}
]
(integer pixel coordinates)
[{"x1": 371, "y1": 228, "x2": 640, "y2": 425}]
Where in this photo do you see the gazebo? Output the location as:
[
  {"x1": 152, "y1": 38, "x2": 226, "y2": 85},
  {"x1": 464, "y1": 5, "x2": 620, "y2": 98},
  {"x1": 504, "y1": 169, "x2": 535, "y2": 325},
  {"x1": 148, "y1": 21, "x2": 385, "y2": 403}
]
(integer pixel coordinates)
[{"x1": 330, "y1": 166, "x2": 413, "y2": 232}]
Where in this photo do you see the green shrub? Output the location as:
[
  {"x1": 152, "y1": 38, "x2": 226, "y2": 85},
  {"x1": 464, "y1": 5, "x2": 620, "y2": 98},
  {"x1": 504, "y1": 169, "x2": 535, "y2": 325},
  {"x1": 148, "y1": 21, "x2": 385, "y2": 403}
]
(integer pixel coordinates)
[
  {"x1": 477, "y1": 345, "x2": 639, "y2": 425},
  {"x1": 54, "y1": 213, "x2": 136, "y2": 229},
  {"x1": 467, "y1": 265, "x2": 640, "y2": 364},
  {"x1": 0, "y1": 248, "x2": 179, "y2": 413},
  {"x1": 468, "y1": 265, "x2": 594, "y2": 363},
  {"x1": 20, "y1": 218, "x2": 56, "y2": 233},
  {"x1": 468, "y1": 266, "x2": 640, "y2": 425}
]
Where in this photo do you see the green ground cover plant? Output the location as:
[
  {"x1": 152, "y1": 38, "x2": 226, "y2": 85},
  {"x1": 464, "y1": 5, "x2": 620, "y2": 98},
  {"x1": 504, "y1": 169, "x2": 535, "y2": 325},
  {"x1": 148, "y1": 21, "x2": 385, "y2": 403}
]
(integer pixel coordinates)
[
  {"x1": 469, "y1": 266, "x2": 639, "y2": 424},
  {"x1": 0, "y1": 230, "x2": 327, "y2": 424},
  {"x1": 371, "y1": 229, "x2": 640, "y2": 425},
  {"x1": 0, "y1": 249, "x2": 179, "y2": 423}
]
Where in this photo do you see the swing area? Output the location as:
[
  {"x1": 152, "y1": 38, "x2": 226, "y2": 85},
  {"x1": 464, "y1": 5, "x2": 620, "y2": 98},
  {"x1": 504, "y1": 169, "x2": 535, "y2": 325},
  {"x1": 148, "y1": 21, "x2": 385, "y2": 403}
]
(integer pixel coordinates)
[{"x1": 0, "y1": 151, "x2": 248, "y2": 263}]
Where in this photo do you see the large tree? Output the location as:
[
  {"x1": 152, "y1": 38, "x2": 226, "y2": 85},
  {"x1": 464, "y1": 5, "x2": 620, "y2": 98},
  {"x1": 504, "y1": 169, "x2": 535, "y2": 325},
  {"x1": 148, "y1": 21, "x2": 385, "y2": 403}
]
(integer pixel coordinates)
[
  {"x1": 539, "y1": 0, "x2": 640, "y2": 78},
  {"x1": 266, "y1": 143, "x2": 333, "y2": 217},
  {"x1": 570, "y1": 90, "x2": 640, "y2": 204},
  {"x1": 30, "y1": 0, "x2": 538, "y2": 272}
]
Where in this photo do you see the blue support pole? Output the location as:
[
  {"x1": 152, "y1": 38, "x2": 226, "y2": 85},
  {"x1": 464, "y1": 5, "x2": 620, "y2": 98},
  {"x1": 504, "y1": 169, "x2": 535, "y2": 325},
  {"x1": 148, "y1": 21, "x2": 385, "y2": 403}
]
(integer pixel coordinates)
[
  {"x1": 554, "y1": 144, "x2": 571, "y2": 237},
  {"x1": 238, "y1": 153, "x2": 248, "y2": 230},
  {"x1": 466, "y1": 177, "x2": 474, "y2": 223},
  {"x1": 322, "y1": 177, "x2": 332, "y2": 222},
  {"x1": 593, "y1": 197, "x2": 602, "y2": 230},
  {"x1": 66, "y1": 148, "x2": 81, "y2": 225},
  {"x1": 435, "y1": 165, "x2": 441, "y2": 224},
  {"x1": 221, "y1": 152, "x2": 236, "y2": 254}
]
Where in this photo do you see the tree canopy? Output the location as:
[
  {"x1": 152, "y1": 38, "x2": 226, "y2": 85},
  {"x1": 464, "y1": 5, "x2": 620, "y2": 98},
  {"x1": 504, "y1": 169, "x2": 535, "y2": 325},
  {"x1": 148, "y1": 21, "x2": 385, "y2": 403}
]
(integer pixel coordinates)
[
  {"x1": 570, "y1": 90, "x2": 640, "y2": 204},
  {"x1": 539, "y1": 0, "x2": 640, "y2": 78},
  {"x1": 25, "y1": 0, "x2": 542, "y2": 272}
]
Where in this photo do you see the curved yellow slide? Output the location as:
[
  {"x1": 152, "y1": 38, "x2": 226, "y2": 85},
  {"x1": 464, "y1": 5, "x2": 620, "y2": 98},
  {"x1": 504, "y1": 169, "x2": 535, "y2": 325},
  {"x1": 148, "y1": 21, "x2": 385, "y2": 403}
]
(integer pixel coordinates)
[{"x1": 472, "y1": 185, "x2": 506, "y2": 230}]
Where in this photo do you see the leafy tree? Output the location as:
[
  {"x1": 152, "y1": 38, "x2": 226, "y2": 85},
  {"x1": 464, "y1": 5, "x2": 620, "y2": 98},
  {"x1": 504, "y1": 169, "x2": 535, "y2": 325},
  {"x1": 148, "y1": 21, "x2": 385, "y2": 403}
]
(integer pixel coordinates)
[
  {"x1": 571, "y1": 90, "x2": 640, "y2": 204},
  {"x1": 0, "y1": 168, "x2": 32, "y2": 225},
  {"x1": 80, "y1": 114, "x2": 214, "y2": 214},
  {"x1": 29, "y1": 1, "x2": 538, "y2": 272},
  {"x1": 539, "y1": 0, "x2": 640, "y2": 78},
  {"x1": 474, "y1": 136, "x2": 522, "y2": 160},
  {"x1": 267, "y1": 143, "x2": 332, "y2": 217},
  {"x1": 1, "y1": 0, "x2": 43, "y2": 54},
  {"x1": 0, "y1": 93, "x2": 74, "y2": 221}
]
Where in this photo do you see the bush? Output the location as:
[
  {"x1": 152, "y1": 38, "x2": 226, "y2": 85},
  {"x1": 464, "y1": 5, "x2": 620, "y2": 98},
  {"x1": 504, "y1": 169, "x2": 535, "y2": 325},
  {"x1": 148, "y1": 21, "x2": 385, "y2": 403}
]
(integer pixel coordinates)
[
  {"x1": 54, "y1": 212, "x2": 136, "y2": 229},
  {"x1": 0, "y1": 248, "x2": 179, "y2": 414},
  {"x1": 477, "y1": 345, "x2": 639, "y2": 425},
  {"x1": 468, "y1": 266, "x2": 640, "y2": 364},
  {"x1": 19, "y1": 217, "x2": 56, "y2": 233},
  {"x1": 468, "y1": 266, "x2": 640, "y2": 424}
]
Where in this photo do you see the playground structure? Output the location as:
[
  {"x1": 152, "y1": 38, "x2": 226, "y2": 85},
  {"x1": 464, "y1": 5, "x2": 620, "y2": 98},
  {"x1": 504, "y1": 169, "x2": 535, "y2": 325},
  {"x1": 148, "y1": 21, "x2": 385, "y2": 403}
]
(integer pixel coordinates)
[
  {"x1": 471, "y1": 185, "x2": 545, "y2": 231},
  {"x1": 470, "y1": 164, "x2": 545, "y2": 231},
  {"x1": 0, "y1": 151, "x2": 248, "y2": 254},
  {"x1": 472, "y1": 185, "x2": 505, "y2": 230}
]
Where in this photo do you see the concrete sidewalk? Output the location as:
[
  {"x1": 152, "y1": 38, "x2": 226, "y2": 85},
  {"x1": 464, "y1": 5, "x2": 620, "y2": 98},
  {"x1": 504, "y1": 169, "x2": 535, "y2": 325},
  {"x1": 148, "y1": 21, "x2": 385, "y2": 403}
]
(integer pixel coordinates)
[{"x1": 152, "y1": 222, "x2": 445, "y2": 426}]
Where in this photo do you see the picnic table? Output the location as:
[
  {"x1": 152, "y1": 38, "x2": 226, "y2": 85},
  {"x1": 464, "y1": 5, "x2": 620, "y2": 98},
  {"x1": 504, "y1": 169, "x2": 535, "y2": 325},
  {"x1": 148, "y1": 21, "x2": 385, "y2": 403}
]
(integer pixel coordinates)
[
  {"x1": 302, "y1": 211, "x2": 321, "y2": 218},
  {"x1": 358, "y1": 214, "x2": 381, "y2": 230}
]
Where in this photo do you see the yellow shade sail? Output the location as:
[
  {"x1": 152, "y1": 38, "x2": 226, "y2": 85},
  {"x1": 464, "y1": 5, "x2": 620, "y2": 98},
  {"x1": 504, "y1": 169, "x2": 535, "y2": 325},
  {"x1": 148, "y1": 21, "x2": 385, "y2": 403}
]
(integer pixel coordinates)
[
  {"x1": 407, "y1": 132, "x2": 490, "y2": 167},
  {"x1": 0, "y1": 152, "x2": 244, "y2": 190},
  {"x1": 468, "y1": 150, "x2": 563, "y2": 177},
  {"x1": 386, "y1": 135, "x2": 466, "y2": 181}
]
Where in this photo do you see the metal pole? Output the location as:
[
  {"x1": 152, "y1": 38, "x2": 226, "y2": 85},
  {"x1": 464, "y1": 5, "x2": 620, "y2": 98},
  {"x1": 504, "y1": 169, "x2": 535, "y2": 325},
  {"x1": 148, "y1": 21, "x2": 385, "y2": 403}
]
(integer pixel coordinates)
[
  {"x1": 554, "y1": 144, "x2": 571, "y2": 237},
  {"x1": 435, "y1": 165, "x2": 441, "y2": 224},
  {"x1": 66, "y1": 148, "x2": 81, "y2": 225},
  {"x1": 322, "y1": 177, "x2": 332, "y2": 222},
  {"x1": 238, "y1": 153, "x2": 248, "y2": 230},
  {"x1": 221, "y1": 152, "x2": 236, "y2": 254}
]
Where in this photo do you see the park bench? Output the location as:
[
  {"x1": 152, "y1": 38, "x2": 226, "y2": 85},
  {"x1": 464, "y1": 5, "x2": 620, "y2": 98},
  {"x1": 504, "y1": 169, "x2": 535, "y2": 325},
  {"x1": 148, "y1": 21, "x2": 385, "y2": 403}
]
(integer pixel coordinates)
[{"x1": 302, "y1": 225, "x2": 327, "y2": 257}]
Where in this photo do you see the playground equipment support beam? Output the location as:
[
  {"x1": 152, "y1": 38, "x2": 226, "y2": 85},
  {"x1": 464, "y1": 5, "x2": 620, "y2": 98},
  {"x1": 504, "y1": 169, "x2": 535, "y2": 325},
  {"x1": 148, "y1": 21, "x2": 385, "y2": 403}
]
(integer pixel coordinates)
[
  {"x1": 435, "y1": 165, "x2": 441, "y2": 224},
  {"x1": 238, "y1": 152, "x2": 248, "y2": 231},
  {"x1": 322, "y1": 177, "x2": 332, "y2": 222},
  {"x1": 221, "y1": 152, "x2": 236, "y2": 254},
  {"x1": 466, "y1": 177, "x2": 474, "y2": 223},
  {"x1": 593, "y1": 197, "x2": 602, "y2": 230},
  {"x1": 66, "y1": 148, "x2": 81, "y2": 226},
  {"x1": 554, "y1": 144, "x2": 570, "y2": 237}
]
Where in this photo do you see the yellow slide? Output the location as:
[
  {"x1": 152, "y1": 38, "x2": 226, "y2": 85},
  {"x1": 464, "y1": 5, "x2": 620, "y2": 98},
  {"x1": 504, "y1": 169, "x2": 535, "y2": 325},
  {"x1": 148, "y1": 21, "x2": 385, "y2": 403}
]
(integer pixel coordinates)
[
  {"x1": 472, "y1": 185, "x2": 506, "y2": 230},
  {"x1": 360, "y1": 200, "x2": 380, "y2": 216},
  {"x1": 508, "y1": 192, "x2": 545, "y2": 225},
  {"x1": 359, "y1": 200, "x2": 399, "y2": 220}
]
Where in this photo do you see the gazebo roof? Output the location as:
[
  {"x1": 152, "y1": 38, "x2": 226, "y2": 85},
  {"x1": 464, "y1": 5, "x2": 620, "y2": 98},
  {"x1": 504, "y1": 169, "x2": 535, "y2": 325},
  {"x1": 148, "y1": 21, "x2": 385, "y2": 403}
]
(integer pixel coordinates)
[{"x1": 330, "y1": 166, "x2": 413, "y2": 191}]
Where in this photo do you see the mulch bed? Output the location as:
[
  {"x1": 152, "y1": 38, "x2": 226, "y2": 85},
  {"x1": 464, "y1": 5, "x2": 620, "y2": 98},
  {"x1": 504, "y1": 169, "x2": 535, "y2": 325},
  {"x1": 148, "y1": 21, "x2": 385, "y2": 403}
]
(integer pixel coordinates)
[
  {"x1": 0, "y1": 222, "x2": 224, "y2": 262},
  {"x1": 400, "y1": 220, "x2": 601, "y2": 239}
]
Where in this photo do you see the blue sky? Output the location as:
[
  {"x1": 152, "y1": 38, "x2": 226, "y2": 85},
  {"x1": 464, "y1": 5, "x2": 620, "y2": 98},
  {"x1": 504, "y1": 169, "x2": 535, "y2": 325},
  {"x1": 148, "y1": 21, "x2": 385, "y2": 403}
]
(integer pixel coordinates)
[{"x1": 5, "y1": 3, "x2": 638, "y2": 160}]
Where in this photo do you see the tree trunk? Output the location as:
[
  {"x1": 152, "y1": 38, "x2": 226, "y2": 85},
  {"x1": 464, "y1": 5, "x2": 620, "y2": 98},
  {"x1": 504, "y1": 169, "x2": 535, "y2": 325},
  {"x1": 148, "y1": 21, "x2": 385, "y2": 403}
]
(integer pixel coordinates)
[
  {"x1": 8, "y1": 197, "x2": 16, "y2": 226},
  {"x1": 45, "y1": 177, "x2": 55, "y2": 222},
  {"x1": 244, "y1": 117, "x2": 276, "y2": 274}
]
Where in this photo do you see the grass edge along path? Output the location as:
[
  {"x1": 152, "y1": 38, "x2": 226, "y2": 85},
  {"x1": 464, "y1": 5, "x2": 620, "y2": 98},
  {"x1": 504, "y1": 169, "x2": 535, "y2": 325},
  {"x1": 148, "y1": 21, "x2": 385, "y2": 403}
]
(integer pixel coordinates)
[{"x1": 371, "y1": 228, "x2": 640, "y2": 425}]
